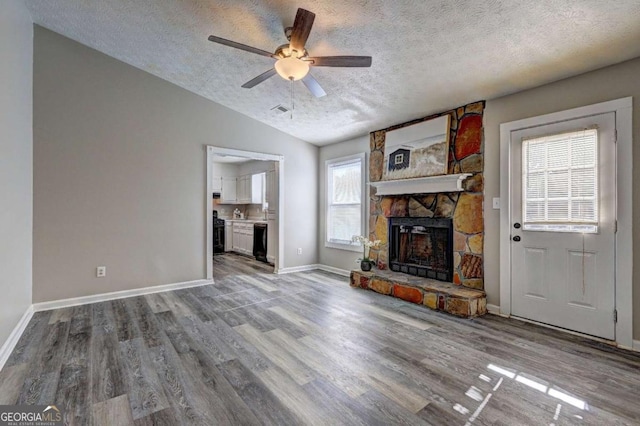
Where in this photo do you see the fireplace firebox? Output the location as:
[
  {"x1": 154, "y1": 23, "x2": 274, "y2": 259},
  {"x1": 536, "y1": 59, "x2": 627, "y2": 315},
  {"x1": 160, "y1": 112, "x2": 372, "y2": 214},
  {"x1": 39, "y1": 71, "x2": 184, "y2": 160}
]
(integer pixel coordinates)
[{"x1": 388, "y1": 217, "x2": 453, "y2": 281}]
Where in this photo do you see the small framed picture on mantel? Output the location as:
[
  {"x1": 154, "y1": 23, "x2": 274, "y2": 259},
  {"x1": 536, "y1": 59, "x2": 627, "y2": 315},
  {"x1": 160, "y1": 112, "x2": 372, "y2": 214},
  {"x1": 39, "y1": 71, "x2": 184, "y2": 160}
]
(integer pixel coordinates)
[{"x1": 382, "y1": 115, "x2": 451, "y2": 180}]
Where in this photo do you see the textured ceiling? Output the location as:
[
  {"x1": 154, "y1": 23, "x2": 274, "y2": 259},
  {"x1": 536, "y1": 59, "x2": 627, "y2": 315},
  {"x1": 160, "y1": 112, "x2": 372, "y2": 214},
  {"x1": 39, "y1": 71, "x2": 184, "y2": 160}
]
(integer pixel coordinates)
[{"x1": 24, "y1": 1, "x2": 640, "y2": 145}]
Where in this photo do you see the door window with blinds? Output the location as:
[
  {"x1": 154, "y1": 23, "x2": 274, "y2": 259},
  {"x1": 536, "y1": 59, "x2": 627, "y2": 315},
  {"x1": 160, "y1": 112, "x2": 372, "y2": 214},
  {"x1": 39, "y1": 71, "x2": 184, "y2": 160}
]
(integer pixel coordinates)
[
  {"x1": 326, "y1": 154, "x2": 365, "y2": 250},
  {"x1": 522, "y1": 128, "x2": 599, "y2": 233}
]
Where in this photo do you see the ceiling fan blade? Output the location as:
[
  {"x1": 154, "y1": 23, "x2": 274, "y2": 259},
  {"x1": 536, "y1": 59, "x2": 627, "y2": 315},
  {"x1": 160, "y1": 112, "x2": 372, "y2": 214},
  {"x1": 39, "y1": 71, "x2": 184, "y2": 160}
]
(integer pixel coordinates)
[
  {"x1": 289, "y1": 8, "x2": 315, "y2": 53},
  {"x1": 208, "y1": 35, "x2": 276, "y2": 58},
  {"x1": 302, "y1": 74, "x2": 326, "y2": 98},
  {"x1": 242, "y1": 68, "x2": 277, "y2": 88},
  {"x1": 307, "y1": 56, "x2": 372, "y2": 67}
]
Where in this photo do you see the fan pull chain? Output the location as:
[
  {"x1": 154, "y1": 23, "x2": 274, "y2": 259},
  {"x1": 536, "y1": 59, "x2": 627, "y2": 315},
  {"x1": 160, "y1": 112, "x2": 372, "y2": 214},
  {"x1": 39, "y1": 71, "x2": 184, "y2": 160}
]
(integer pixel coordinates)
[{"x1": 290, "y1": 77, "x2": 294, "y2": 119}]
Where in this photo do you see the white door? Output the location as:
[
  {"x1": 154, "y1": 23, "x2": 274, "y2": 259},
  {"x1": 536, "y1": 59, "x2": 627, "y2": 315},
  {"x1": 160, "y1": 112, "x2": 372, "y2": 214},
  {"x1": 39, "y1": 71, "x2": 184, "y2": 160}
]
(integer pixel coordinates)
[{"x1": 510, "y1": 112, "x2": 616, "y2": 340}]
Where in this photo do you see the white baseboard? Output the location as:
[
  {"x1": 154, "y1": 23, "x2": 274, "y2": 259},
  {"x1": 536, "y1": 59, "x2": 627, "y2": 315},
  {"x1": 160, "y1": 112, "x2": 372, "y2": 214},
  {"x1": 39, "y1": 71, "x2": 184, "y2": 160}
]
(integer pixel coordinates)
[
  {"x1": 486, "y1": 304, "x2": 505, "y2": 316},
  {"x1": 276, "y1": 264, "x2": 320, "y2": 274},
  {"x1": 0, "y1": 305, "x2": 35, "y2": 371},
  {"x1": 32, "y1": 279, "x2": 214, "y2": 312},
  {"x1": 316, "y1": 265, "x2": 351, "y2": 277},
  {"x1": 277, "y1": 264, "x2": 351, "y2": 277}
]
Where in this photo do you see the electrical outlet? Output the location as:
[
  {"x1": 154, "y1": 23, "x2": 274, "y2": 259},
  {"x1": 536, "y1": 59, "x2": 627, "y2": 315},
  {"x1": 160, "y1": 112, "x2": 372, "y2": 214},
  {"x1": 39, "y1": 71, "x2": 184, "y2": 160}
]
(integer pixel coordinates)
[
  {"x1": 492, "y1": 197, "x2": 501, "y2": 210},
  {"x1": 297, "y1": 248, "x2": 302, "y2": 255},
  {"x1": 96, "y1": 266, "x2": 106, "y2": 278}
]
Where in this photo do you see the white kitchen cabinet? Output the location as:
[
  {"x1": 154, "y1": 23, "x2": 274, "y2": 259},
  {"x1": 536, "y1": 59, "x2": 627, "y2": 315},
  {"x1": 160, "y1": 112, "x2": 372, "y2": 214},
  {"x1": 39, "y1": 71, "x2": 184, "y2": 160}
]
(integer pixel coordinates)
[
  {"x1": 221, "y1": 177, "x2": 237, "y2": 203},
  {"x1": 265, "y1": 168, "x2": 278, "y2": 214},
  {"x1": 237, "y1": 175, "x2": 251, "y2": 204},
  {"x1": 251, "y1": 173, "x2": 265, "y2": 205},
  {"x1": 224, "y1": 222, "x2": 233, "y2": 252},
  {"x1": 232, "y1": 223, "x2": 240, "y2": 252},
  {"x1": 232, "y1": 221, "x2": 254, "y2": 255},
  {"x1": 212, "y1": 175, "x2": 222, "y2": 193},
  {"x1": 244, "y1": 175, "x2": 252, "y2": 203}
]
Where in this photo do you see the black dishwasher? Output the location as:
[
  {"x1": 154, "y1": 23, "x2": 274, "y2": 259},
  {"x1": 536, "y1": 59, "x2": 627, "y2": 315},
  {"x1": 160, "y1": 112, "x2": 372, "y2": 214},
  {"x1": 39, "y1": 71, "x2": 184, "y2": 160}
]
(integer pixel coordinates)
[{"x1": 253, "y1": 223, "x2": 268, "y2": 262}]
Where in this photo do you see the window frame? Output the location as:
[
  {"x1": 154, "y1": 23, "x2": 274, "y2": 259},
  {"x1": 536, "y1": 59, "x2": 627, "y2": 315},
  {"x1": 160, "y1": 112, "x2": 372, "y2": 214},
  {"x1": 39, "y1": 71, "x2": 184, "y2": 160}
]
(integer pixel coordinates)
[{"x1": 325, "y1": 152, "x2": 366, "y2": 252}]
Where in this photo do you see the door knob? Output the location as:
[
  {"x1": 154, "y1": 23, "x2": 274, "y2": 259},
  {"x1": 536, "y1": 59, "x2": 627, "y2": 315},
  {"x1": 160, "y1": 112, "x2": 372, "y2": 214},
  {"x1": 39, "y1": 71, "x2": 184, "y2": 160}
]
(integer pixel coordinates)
[
  {"x1": 513, "y1": 223, "x2": 521, "y2": 229},
  {"x1": 512, "y1": 235, "x2": 521, "y2": 242}
]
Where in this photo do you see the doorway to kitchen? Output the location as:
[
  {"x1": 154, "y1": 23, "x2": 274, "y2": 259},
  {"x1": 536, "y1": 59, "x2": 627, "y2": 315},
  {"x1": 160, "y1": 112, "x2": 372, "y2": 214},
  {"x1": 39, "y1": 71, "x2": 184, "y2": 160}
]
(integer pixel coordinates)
[{"x1": 206, "y1": 146, "x2": 285, "y2": 279}]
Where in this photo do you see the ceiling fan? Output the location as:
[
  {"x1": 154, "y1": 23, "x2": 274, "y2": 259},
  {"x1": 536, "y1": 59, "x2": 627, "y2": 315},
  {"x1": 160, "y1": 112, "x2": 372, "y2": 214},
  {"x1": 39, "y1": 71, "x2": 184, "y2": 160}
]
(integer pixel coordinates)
[{"x1": 207, "y1": 7, "x2": 372, "y2": 98}]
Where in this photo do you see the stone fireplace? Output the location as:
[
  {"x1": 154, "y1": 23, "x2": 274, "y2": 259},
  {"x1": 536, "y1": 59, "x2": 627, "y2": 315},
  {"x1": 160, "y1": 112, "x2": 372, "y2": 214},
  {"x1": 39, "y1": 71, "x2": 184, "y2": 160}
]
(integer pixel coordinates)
[
  {"x1": 349, "y1": 100, "x2": 487, "y2": 318},
  {"x1": 368, "y1": 101, "x2": 485, "y2": 290},
  {"x1": 388, "y1": 217, "x2": 453, "y2": 281}
]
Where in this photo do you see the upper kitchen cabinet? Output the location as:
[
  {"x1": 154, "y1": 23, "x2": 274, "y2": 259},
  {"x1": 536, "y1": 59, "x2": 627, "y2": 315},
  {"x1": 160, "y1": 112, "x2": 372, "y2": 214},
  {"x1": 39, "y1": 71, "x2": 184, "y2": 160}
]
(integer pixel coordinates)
[
  {"x1": 221, "y1": 177, "x2": 237, "y2": 203},
  {"x1": 212, "y1": 175, "x2": 222, "y2": 193},
  {"x1": 251, "y1": 173, "x2": 265, "y2": 205},
  {"x1": 265, "y1": 167, "x2": 278, "y2": 215},
  {"x1": 213, "y1": 159, "x2": 276, "y2": 206},
  {"x1": 237, "y1": 175, "x2": 251, "y2": 204}
]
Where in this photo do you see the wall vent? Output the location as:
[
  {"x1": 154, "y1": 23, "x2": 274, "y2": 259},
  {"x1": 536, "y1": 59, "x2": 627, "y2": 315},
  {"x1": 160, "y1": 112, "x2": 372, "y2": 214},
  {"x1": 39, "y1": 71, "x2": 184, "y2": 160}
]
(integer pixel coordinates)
[{"x1": 271, "y1": 104, "x2": 289, "y2": 114}]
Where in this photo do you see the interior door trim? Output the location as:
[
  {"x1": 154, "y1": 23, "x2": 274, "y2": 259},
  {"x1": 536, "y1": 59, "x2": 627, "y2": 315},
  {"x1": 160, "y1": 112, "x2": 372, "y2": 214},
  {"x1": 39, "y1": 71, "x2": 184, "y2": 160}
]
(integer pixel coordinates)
[{"x1": 499, "y1": 97, "x2": 633, "y2": 349}]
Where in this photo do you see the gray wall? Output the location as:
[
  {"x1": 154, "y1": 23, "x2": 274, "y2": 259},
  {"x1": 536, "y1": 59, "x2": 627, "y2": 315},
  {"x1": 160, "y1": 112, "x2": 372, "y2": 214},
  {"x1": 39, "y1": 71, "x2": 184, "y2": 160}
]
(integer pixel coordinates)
[
  {"x1": 484, "y1": 56, "x2": 640, "y2": 339},
  {"x1": 0, "y1": 1, "x2": 33, "y2": 347},
  {"x1": 318, "y1": 135, "x2": 369, "y2": 271},
  {"x1": 33, "y1": 27, "x2": 318, "y2": 303}
]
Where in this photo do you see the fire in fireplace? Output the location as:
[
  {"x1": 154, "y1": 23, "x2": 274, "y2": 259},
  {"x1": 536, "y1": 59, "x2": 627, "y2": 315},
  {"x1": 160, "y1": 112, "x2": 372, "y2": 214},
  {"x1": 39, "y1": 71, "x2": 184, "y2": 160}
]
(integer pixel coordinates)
[{"x1": 388, "y1": 217, "x2": 453, "y2": 281}]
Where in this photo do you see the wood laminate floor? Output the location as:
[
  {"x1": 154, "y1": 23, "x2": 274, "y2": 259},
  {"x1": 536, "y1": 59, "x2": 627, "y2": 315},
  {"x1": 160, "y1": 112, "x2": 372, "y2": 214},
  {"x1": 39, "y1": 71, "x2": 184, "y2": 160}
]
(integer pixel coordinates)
[{"x1": 2, "y1": 254, "x2": 640, "y2": 425}]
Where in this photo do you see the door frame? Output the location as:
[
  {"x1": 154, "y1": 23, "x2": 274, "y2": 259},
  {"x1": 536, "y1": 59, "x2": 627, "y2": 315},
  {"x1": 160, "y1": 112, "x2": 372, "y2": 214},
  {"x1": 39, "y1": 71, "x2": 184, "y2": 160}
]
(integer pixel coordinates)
[
  {"x1": 499, "y1": 97, "x2": 633, "y2": 348},
  {"x1": 205, "y1": 146, "x2": 285, "y2": 279}
]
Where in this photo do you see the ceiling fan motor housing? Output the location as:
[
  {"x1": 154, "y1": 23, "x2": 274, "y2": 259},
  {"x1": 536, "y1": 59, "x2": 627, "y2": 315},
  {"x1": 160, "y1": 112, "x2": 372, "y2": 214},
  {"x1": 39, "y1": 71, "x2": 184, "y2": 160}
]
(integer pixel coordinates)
[
  {"x1": 284, "y1": 26, "x2": 293, "y2": 41},
  {"x1": 274, "y1": 44, "x2": 307, "y2": 59}
]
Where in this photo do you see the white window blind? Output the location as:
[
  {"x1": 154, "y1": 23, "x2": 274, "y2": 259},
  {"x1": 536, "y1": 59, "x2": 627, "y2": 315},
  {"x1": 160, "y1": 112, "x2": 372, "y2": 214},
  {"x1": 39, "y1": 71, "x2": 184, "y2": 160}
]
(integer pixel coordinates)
[
  {"x1": 327, "y1": 156, "x2": 363, "y2": 247},
  {"x1": 522, "y1": 128, "x2": 598, "y2": 233}
]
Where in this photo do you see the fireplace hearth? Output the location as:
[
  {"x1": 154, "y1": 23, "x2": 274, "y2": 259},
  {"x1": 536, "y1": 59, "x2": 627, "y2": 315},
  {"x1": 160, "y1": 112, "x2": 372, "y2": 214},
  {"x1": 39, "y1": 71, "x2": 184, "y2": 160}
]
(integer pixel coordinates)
[{"x1": 388, "y1": 217, "x2": 453, "y2": 281}]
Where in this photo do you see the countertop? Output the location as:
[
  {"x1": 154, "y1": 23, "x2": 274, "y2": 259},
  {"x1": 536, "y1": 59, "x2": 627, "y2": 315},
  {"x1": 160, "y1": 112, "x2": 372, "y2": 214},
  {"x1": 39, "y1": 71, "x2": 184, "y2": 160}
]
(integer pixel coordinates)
[{"x1": 223, "y1": 219, "x2": 267, "y2": 224}]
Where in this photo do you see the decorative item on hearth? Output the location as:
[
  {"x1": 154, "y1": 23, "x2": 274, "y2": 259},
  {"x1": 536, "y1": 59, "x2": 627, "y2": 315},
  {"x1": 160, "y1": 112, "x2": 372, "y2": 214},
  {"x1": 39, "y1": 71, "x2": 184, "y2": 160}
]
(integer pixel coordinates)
[{"x1": 352, "y1": 235, "x2": 381, "y2": 272}]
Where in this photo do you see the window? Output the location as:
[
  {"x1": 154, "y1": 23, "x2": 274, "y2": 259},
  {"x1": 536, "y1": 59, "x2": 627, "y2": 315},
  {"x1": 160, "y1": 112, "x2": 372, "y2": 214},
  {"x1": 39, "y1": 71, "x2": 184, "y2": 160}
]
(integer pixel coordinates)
[
  {"x1": 326, "y1": 153, "x2": 365, "y2": 250},
  {"x1": 522, "y1": 128, "x2": 598, "y2": 233},
  {"x1": 394, "y1": 153, "x2": 404, "y2": 165}
]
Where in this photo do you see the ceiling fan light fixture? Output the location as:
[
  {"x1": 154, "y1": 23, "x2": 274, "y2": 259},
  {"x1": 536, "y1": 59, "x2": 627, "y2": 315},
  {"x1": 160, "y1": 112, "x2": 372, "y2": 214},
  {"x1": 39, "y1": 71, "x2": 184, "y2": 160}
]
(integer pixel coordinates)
[{"x1": 275, "y1": 56, "x2": 309, "y2": 81}]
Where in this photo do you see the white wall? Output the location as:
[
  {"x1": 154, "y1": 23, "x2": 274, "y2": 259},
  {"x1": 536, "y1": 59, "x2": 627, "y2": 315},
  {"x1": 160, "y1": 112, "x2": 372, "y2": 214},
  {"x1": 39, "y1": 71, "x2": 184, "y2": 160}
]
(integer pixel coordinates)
[
  {"x1": 0, "y1": 1, "x2": 33, "y2": 347},
  {"x1": 33, "y1": 27, "x2": 318, "y2": 303},
  {"x1": 239, "y1": 160, "x2": 276, "y2": 175},
  {"x1": 211, "y1": 162, "x2": 239, "y2": 177},
  {"x1": 318, "y1": 135, "x2": 370, "y2": 271}
]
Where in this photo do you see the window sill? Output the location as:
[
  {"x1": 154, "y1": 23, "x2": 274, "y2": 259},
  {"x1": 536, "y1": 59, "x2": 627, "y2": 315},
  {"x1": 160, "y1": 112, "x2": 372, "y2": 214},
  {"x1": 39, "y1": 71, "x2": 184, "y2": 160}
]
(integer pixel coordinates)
[{"x1": 325, "y1": 242, "x2": 362, "y2": 252}]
